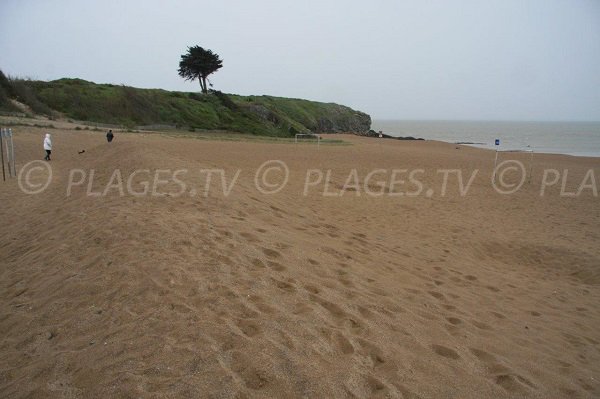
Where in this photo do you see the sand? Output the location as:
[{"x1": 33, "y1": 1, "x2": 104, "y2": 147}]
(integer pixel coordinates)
[{"x1": 0, "y1": 126, "x2": 599, "y2": 398}]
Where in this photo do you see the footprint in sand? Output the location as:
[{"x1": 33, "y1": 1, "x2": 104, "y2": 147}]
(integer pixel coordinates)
[
  {"x1": 250, "y1": 258, "x2": 266, "y2": 269},
  {"x1": 364, "y1": 375, "x2": 387, "y2": 394},
  {"x1": 338, "y1": 277, "x2": 355, "y2": 288},
  {"x1": 470, "y1": 348, "x2": 536, "y2": 392},
  {"x1": 240, "y1": 232, "x2": 260, "y2": 242},
  {"x1": 495, "y1": 374, "x2": 536, "y2": 393},
  {"x1": 236, "y1": 319, "x2": 261, "y2": 337},
  {"x1": 431, "y1": 344, "x2": 461, "y2": 360},
  {"x1": 261, "y1": 247, "x2": 281, "y2": 258},
  {"x1": 274, "y1": 242, "x2": 291, "y2": 250},
  {"x1": 266, "y1": 260, "x2": 286, "y2": 271},
  {"x1": 428, "y1": 291, "x2": 445, "y2": 301},
  {"x1": 292, "y1": 302, "x2": 313, "y2": 315},
  {"x1": 230, "y1": 351, "x2": 269, "y2": 390},
  {"x1": 333, "y1": 331, "x2": 354, "y2": 354},
  {"x1": 470, "y1": 348, "x2": 497, "y2": 363},
  {"x1": 356, "y1": 305, "x2": 375, "y2": 320},
  {"x1": 271, "y1": 278, "x2": 296, "y2": 293},
  {"x1": 304, "y1": 284, "x2": 320, "y2": 294},
  {"x1": 471, "y1": 320, "x2": 493, "y2": 330},
  {"x1": 490, "y1": 311, "x2": 506, "y2": 319},
  {"x1": 309, "y1": 294, "x2": 347, "y2": 319},
  {"x1": 218, "y1": 229, "x2": 234, "y2": 238},
  {"x1": 248, "y1": 297, "x2": 275, "y2": 314},
  {"x1": 357, "y1": 338, "x2": 386, "y2": 366}
]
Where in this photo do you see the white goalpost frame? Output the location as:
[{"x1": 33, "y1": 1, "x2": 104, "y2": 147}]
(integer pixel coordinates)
[
  {"x1": 493, "y1": 147, "x2": 535, "y2": 184},
  {"x1": 294, "y1": 133, "x2": 321, "y2": 148}
]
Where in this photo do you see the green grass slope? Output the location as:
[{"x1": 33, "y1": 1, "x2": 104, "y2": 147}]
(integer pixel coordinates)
[{"x1": 0, "y1": 73, "x2": 371, "y2": 137}]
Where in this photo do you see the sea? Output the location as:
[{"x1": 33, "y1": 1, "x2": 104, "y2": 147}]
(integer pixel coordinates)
[{"x1": 371, "y1": 120, "x2": 600, "y2": 158}]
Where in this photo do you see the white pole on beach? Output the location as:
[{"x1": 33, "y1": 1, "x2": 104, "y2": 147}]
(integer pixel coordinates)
[
  {"x1": 9, "y1": 129, "x2": 15, "y2": 177},
  {"x1": 528, "y1": 150, "x2": 534, "y2": 184},
  {"x1": 5, "y1": 129, "x2": 11, "y2": 177},
  {"x1": 492, "y1": 138, "x2": 500, "y2": 183},
  {"x1": 0, "y1": 128, "x2": 5, "y2": 182},
  {"x1": 10, "y1": 129, "x2": 17, "y2": 177}
]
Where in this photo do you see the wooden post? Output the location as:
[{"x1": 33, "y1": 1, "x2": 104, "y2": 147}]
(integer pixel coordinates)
[{"x1": 0, "y1": 128, "x2": 6, "y2": 181}]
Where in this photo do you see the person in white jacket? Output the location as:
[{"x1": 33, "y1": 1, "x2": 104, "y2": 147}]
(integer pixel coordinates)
[{"x1": 43, "y1": 133, "x2": 52, "y2": 161}]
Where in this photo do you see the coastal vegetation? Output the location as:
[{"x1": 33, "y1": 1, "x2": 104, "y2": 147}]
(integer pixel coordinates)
[{"x1": 0, "y1": 70, "x2": 371, "y2": 137}]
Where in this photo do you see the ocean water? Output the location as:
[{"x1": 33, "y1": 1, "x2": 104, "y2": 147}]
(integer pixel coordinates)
[{"x1": 371, "y1": 120, "x2": 600, "y2": 157}]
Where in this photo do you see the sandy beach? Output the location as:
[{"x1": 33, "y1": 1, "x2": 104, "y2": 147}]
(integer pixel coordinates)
[{"x1": 0, "y1": 127, "x2": 599, "y2": 398}]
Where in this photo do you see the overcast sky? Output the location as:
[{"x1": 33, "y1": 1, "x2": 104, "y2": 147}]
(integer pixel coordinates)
[{"x1": 0, "y1": 0, "x2": 598, "y2": 121}]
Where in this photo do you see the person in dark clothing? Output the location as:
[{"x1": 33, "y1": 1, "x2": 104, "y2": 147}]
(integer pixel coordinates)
[{"x1": 106, "y1": 130, "x2": 114, "y2": 143}]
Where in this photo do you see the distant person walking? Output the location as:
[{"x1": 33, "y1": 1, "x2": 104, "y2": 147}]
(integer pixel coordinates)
[
  {"x1": 43, "y1": 133, "x2": 52, "y2": 161},
  {"x1": 106, "y1": 129, "x2": 114, "y2": 143}
]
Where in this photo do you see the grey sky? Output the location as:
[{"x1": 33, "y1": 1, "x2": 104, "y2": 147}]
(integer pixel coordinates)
[{"x1": 1, "y1": 0, "x2": 598, "y2": 121}]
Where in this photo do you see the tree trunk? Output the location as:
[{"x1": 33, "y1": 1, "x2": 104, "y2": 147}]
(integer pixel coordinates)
[
  {"x1": 201, "y1": 76, "x2": 208, "y2": 94},
  {"x1": 198, "y1": 78, "x2": 205, "y2": 94}
]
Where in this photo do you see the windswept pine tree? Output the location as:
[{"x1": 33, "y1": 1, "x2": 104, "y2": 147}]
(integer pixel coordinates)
[{"x1": 178, "y1": 46, "x2": 223, "y2": 94}]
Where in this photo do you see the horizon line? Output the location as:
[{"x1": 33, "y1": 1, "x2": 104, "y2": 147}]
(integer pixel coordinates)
[{"x1": 372, "y1": 118, "x2": 600, "y2": 124}]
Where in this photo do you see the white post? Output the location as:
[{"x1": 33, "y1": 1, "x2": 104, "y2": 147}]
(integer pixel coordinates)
[
  {"x1": 5, "y1": 129, "x2": 11, "y2": 177},
  {"x1": 492, "y1": 149, "x2": 499, "y2": 183},
  {"x1": 9, "y1": 129, "x2": 15, "y2": 177},
  {"x1": 492, "y1": 138, "x2": 500, "y2": 183},
  {"x1": 0, "y1": 128, "x2": 5, "y2": 181},
  {"x1": 528, "y1": 150, "x2": 534, "y2": 184}
]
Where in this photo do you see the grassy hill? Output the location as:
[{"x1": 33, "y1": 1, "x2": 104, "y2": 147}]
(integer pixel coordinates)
[{"x1": 0, "y1": 72, "x2": 371, "y2": 136}]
